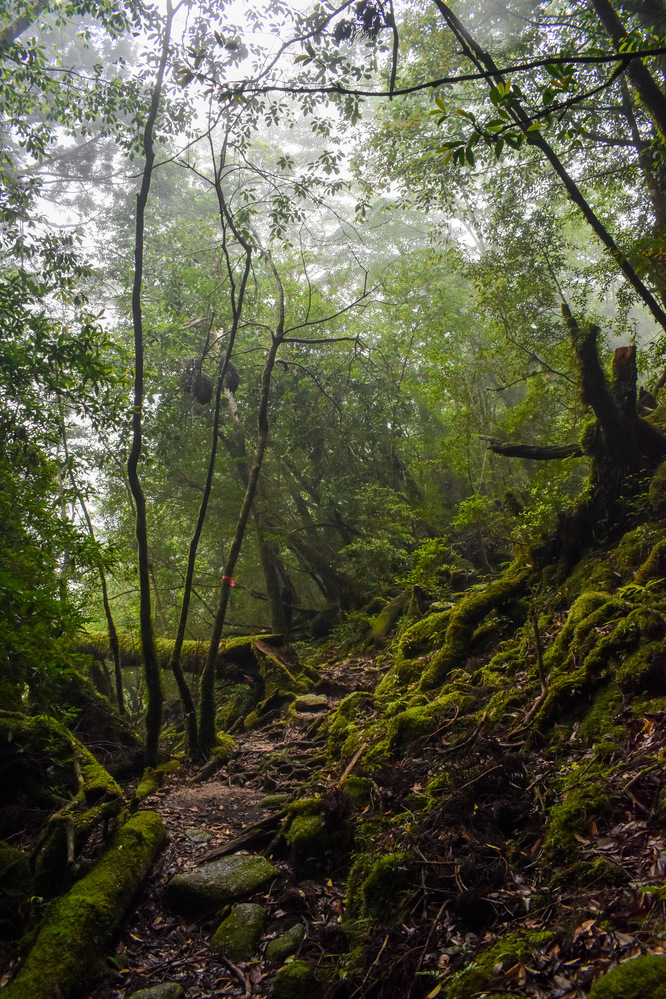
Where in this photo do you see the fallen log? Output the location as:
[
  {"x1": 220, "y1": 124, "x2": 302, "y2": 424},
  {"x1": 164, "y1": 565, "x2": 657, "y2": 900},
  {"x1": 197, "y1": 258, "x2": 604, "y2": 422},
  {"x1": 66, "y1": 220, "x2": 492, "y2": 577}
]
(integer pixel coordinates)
[{"x1": 2, "y1": 810, "x2": 166, "y2": 999}]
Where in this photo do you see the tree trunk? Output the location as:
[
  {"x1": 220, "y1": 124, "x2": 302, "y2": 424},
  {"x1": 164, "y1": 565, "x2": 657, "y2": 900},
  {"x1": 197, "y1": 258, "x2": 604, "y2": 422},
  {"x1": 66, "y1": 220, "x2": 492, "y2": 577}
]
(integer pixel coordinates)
[
  {"x1": 198, "y1": 251, "x2": 286, "y2": 756},
  {"x1": 127, "y1": 2, "x2": 175, "y2": 766}
]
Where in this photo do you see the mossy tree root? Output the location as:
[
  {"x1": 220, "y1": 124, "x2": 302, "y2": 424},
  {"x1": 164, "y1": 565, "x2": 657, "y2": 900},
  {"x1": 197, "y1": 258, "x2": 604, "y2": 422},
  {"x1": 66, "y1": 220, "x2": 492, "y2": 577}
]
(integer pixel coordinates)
[
  {"x1": 3, "y1": 811, "x2": 166, "y2": 999},
  {"x1": 419, "y1": 567, "x2": 531, "y2": 690}
]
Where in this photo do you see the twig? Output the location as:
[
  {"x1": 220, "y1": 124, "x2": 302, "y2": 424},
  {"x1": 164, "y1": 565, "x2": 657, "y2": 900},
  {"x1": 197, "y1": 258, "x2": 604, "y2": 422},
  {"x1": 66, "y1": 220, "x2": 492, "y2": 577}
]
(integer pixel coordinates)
[
  {"x1": 221, "y1": 955, "x2": 252, "y2": 997},
  {"x1": 337, "y1": 742, "x2": 368, "y2": 787}
]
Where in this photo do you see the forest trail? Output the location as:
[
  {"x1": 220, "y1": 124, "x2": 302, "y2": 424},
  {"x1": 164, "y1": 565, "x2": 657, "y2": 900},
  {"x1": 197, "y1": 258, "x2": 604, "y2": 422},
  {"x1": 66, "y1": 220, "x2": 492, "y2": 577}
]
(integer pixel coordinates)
[{"x1": 87, "y1": 651, "x2": 376, "y2": 999}]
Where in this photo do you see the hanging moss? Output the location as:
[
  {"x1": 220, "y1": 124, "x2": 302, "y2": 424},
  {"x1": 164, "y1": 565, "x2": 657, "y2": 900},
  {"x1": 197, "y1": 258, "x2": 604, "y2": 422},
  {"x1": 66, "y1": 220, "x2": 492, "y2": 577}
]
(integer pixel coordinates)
[{"x1": 2, "y1": 811, "x2": 166, "y2": 999}]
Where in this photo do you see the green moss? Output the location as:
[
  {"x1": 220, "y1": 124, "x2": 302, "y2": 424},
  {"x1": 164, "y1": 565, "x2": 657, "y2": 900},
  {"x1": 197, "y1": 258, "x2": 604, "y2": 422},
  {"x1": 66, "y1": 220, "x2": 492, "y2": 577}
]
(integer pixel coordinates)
[
  {"x1": 282, "y1": 799, "x2": 328, "y2": 870},
  {"x1": 210, "y1": 902, "x2": 266, "y2": 961},
  {"x1": 543, "y1": 781, "x2": 619, "y2": 860},
  {"x1": 588, "y1": 955, "x2": 666, "y2": 999},
  {"x1": 243, "y1": 691, "x2": 295, "y2": 729},
  {"x1": 345, "y1": 853, "x2": 414, "y2": 924},
  {"x1": 365, "y1": 591, "x2": 409, "y2": 647},
  {"x1": 577, "y1": 686, "x2": 623, "y2": 745},
  {"x1": 272, "y1": 959, "x2": 325, "y2": 999},
  {"x1": 397, "y1": 609, "x2": 453, "y2": 657},
  {"x1": 341, "y1": 774, "x2": 373, "y2": 807},
  {"x1": 2, "y1": 811, "x2": 166, "y2": 999},
  {"x1": 419, "y1": 567, "x2": 530, "y2": 690},
  {"x1": 216, "y1": 682, "x2": 258, "y2": 732},
  {"x1": 264, "y1": 922, "x2": 305, "y2": 963},
  {"x1": 326, "y1": 692, "x2": 373, "y2": 756},
  {"x1": 534, "y1": 594, "x2": 633, "y2": 728},
  {"x1": 636, "y1": 537, "x2": 666, "y2": 583},
  {"x1": 135, "y1": 768, "x2": 159, "y2": 802},
  {"x1": 442, "y1": 930, "x2": 551, "y2": 999},
  {"x1": 550, "y1": 856, "x2": 629, "y2": 890}
]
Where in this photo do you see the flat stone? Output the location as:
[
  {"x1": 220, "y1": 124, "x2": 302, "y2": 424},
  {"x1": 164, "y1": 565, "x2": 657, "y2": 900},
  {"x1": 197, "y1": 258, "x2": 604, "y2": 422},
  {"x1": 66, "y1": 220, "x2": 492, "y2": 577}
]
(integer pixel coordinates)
[
  {"x1": 211, "y1": 902, "x2": 266, "y2": 961},
  {"x1": 265, "y1": 922, "x2": 305, "y2": 963},
  {"x1": 293, "y1": 693, "x2": 329, "y2": 712},
  {"x1": 128, "y1": 985, "x2": 185, "y2": 999},
  {"x1": 183, "y1": 828, "x2": 212, "y2": 843},
  {"x1": 167, "y1": 854, "x2": 280, "y2": 912}
]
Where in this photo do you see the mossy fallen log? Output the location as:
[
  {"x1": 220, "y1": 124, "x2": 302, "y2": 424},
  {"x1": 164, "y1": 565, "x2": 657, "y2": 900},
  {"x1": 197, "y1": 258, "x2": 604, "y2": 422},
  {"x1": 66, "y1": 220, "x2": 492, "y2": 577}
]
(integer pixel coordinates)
[
  {"x1": 0, "y1": 713, "x2": 125, "y2": 892},
  {"x1": 2, "y1": 810, "x2": 166, "y2": 999}
]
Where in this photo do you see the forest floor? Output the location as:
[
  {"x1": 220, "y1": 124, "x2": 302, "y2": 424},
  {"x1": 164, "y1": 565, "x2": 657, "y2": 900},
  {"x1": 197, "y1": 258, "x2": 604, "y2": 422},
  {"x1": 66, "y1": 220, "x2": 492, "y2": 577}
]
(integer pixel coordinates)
[
  {"x1": 86, "y1": 650, "x2": 378, "y2": 999},
  {"x1": 80, "y1": 638, "x2": 666, "y2": 999}
]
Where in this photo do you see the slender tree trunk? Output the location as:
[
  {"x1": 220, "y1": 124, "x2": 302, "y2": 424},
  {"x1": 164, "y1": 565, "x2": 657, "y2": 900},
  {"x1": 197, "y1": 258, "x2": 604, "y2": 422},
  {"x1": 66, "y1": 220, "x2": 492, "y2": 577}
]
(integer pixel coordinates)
[
  {"x1": 169, "y1": 133, "x2": 253, "y2": 759},
  {"x1": 218, "y1": 430, "x2": 289, "y2": 634},
  {"x1": 127, "y1": 0, "x2": 175, "y2": 767},
  {"x1": 57, "y1": 392, "x2": 125, "y2": 713},
  {"x1": 198, "y1": 253, "x2": 286, "y2": 756}
]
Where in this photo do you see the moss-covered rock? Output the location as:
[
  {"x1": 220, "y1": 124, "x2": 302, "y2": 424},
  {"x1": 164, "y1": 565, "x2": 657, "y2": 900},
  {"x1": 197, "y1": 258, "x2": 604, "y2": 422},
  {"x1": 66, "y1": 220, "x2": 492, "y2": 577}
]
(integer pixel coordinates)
[
  {"x1": 167, "y1": 854, "x2": 280, "y2": 913},
  {"x1": 128, "y1": 985, "x2": 185, "y2": 999},
  {"x1": 210, "y1": 902, "x2": 266, "y2": 961},
  {"x1": 2, "y1": 811, "x2": 166, "y2": 999},
  {"x1": 442, "y1": 930, "x2": 551, "y2": 999},
  {"x1": 344, "y1": 853, "x2": 415, "y2": 924},
  {"x1": 264, "y1": 922, "x2": 305, "y2": 963},
  {"x1": 543, "y1": 780, "x2": 620, "y2": 860},
  {"x1": 281, "y1": 791, "x2": 355, "y2": 875},
  {"x1": 271, "y1": 959, "x2": 325, "y2": 999},
  {"x1": 291, "y1": 693, "x2": 329, "y2": 713},
  {"x1": 588, "y1": 954, "x2": 666, "y2": 998}
]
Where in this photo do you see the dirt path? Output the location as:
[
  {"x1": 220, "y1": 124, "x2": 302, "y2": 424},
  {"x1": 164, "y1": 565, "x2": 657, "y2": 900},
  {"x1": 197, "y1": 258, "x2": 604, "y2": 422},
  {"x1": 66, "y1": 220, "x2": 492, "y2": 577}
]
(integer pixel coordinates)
[{"x1": 87, "y1": 652, "x2": 377, "y2": 999}]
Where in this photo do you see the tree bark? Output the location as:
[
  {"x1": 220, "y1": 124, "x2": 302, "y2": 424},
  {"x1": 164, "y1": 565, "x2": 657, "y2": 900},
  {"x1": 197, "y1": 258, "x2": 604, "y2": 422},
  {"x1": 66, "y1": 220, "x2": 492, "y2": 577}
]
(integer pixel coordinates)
[
  {"x1": 198, "y1": 251, "x2": 286, "y2": 756},
  {"x1": 482, "y1": 438, "x2": 583, "y2": 460},
  {"x1": 127, "y1": 1, "x2": 175, "y2": 766}
]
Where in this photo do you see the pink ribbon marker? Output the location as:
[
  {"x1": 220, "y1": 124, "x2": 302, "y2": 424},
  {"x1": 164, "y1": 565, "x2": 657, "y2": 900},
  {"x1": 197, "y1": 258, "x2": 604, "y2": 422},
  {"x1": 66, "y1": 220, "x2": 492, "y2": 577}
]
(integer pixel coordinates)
[{"x1": 222, "y1": 575, "x2": 236, "y2": 587}]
